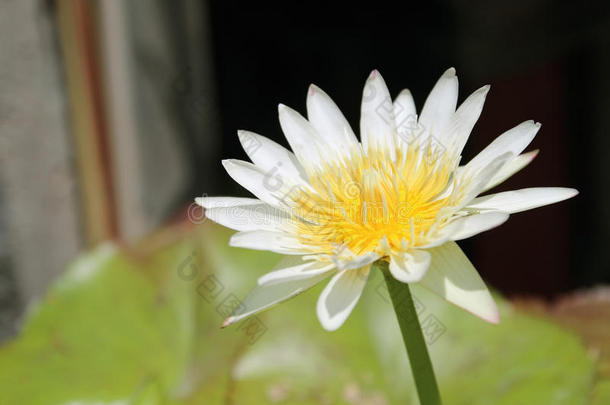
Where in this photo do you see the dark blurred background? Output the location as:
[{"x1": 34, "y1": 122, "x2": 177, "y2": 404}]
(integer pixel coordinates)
[{"x1": 1, "y1": 0, "x2": 609, "y2": 340}]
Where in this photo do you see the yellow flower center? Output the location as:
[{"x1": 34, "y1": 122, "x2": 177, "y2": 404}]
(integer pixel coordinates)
[{"x1": 288, "y1": 141, "x2": 460, "y2": 256}]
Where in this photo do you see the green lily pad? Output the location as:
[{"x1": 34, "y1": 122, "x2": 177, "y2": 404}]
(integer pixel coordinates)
[{"x1": 0, "y1": 222, "x2": 605, "y2": 404}]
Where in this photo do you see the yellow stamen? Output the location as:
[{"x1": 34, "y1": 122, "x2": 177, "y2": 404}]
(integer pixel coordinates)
[{"x1": 287, "y1": 140, "x2": 459, "y2": 256}]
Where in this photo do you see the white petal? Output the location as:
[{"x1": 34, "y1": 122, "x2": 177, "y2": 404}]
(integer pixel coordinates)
[
  {"x1": 466, "y1": 187, "x2": 578, "y2": 214},
  {"x1": 258, "y1": 256, "x2": 335, "y2": 285},
  {"x1": 482, "y1": 150, "x2": 538, "y2": 191},
  {"x1": 206, "y1": 203, "x2": 291, "y2": 232},
  {"x1": 222, "y1": 270, "x2": 331, "y2": 327},
  {"x1": 222, "y1": 159, "x2": 295, "y2": 208},
  {"x1": 455, "y1": 152, "x2": 514, "y2": 210},
  {"x1": 465, "y1": 120, "x2": 540, "y2": 175},
  {"x1": 195, "y1": 196, "x2": 261, "y2": 209},
  {"x1": 443, "y1": 85, "x2": 490, "y2": 157},
  {"x1": 229, "y1": 230, "x2": 310, "y2": 255},
  {"x1": 419, "y1": 68, "x2": 458, "y2": 137},
  {"x1": 394, "y1": 89, "x2": 416, "y2": 121},
  {"x1": 419, "y1": 242, "x2": 499, "y2": 323},
  {"x1": 317, "y1": 266, "x2": 370, "y2": 331},
  {"x1": 389, "y1": 249, "x2": 431, "y2": 283},
  {"x1": 278, "y1": 104, "x2": 328, "y2": 169},
  {"x1": 393, "y1": 89, "x2": 417, "y2": 145},
  {"x1": 447, "y1": 212, "x2": 509, "y2": 241},
  {"x1": 306, "y1": 84, "x2": 359, "y2": 156},
  {"x1": 333, "y1": 250, "x2": 379, "y2": 271},
  {"x1": 360, "y1": 70, "x2": 396, "y2": 155},
  {"x1": 237, "y1": 130, "x2": 307, "y2": 181}
]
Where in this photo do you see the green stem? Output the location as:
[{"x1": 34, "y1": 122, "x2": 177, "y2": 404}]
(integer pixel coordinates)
[{"x1": 377, "y1": 261, "x2": 442, "y2": 405}]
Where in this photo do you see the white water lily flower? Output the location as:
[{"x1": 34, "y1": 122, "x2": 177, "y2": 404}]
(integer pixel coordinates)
[{"x1": 198, "y1": 68, "x2": 578, "y2": 331}]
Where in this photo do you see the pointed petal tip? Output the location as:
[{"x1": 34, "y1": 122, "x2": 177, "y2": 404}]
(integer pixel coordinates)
[
  {"x1": 316, "y1": 304, "x2": 342, "y2": 332},
  {"x1": 221, "y1": 317, "x2": 233, "y2": 328},
  {"x1": 236, "y1": 129, "x2": 250, "y2": 142},
  {"x1": 221, "y1": 159, "x2": 236, "y2": 170},
  {"x1": 278, "y1": 103, "x2": 301, "y2": 117},
  {"x1": 458, "y1": 297, "x2": 501, "y2": 324},
  {"x1": 469, "y1": 84, "x2": 490, "y2": 98},
  {"x1": 549, "y1": 187, "x2": 579, "y2": 201},
  {"x1": 520, "y1": 120, "x2": 542, "y2": 131},
  {"x1": 485, "y1": 308, "x2": 501, "y2": 324},
  {"x1": 227, "y1": 232, "x2": 245, "y2": 247},
  {"x1": 320, "y1": 322, "x2": 340, "y2": 332},
  {"x1": 444, "y1": 67, "x2": 456, "y2": 77},
  {"x1": 308, "y1": 83, "x2": 317, "y2": 96},
  {"x1": 367, "y1": 69, "x2": 387, "y2": 83},
  {"x1": 227, "y1": 234, "x2": 241, "y2": 248}
]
